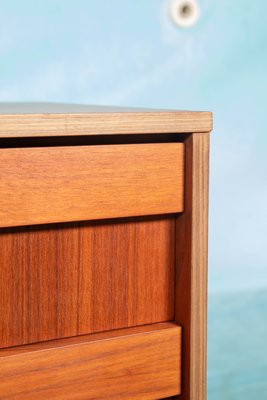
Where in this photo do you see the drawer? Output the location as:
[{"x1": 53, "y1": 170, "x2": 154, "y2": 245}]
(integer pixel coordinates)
[
  {"x1": 0, "y1": 143, "x2": 184, "y2": 228},
  {"x1": 0, "y1": 215, "x2": 176, "y2": 348},
  {"x1": 0, "y1": 323, "x2": 182, "y2": 400}
]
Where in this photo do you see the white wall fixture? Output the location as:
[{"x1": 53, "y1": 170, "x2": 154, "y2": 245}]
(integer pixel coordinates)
[{"x1": 169, "y1": 0, "x2": 200, "y2": 28}]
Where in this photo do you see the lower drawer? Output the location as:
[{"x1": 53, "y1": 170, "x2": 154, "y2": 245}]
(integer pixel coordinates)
[{"x1": 0, "y1": 323, "x2": 182, "y2": 400}]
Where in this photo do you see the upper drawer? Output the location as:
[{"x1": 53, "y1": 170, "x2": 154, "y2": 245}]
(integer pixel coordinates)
[{"x1": 0, "y1": 143, "x2": 184, "y2": 228}]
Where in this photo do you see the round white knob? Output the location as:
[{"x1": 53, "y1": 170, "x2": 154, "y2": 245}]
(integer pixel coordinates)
[{"x1": 169, "y1": 0, "x2": 200, "y2": 28}]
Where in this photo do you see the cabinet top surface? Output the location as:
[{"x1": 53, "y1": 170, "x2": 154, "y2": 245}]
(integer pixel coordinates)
[{"x1": 0, "y1": 102, "x2": 212, "y2": 138}]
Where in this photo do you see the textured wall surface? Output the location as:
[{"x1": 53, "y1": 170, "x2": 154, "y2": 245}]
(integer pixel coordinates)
[{"x1": 0, "y1": 1, "x2": 266, "y2": 398}]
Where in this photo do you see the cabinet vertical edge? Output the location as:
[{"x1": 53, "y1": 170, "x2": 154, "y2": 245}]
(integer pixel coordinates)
[{"x1": 174, "y1": 132, "x2": 210, "y2": 400}]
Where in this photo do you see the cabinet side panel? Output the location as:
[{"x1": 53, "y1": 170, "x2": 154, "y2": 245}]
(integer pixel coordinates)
[{"x1": 175, "y1": 133, "x2": 210, "y2": 400}]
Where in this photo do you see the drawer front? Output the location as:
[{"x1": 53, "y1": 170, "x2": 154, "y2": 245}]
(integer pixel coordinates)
[
  {"x1": 0, "y1": 143, "x2": 184, "y2": 228},
  {"x1": 0, "y1": 323, "x2": 182, "y2": 400},
  {"x1": 0, "y1": 215, "x2": 175, "y2": 348}
]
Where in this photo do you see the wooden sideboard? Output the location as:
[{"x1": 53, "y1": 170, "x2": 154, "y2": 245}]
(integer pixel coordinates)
[{"x1": 0, "y1": 103, "x2": 212, "y2": 400}]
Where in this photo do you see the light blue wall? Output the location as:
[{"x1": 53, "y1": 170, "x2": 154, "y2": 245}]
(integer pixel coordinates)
[
  {"x1": 1, "y1": 1, "x2": 266, "y2": 398},
  {"x1": 1, "y1": 1, "x2": 266, "y2": 289}
]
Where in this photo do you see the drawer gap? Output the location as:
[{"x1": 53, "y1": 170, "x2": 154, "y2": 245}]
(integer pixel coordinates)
[{"x1": 0, "y1": 133, "x2": 188, "y2": 148}]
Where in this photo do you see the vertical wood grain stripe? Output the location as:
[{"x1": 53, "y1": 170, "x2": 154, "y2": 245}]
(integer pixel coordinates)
[{"x1": 0, "y1": 216, "x2": 175, "y2": 348}]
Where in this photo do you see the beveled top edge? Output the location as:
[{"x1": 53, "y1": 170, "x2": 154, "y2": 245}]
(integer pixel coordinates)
[{"x1": 0, "y1": 103, "x2": 212, "y2": 137}]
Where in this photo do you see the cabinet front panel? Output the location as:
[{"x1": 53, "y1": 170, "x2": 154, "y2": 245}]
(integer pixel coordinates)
[
  {"x1": 0, "y1": 215, "x2": 175, "y2": 348},
  {"x1": 0, "y1": 143, "x2": 184, "y2": 228}
]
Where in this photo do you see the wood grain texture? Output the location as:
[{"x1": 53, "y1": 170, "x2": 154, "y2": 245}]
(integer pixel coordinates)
[
  {"x1": 0, "y1": 143, "x2": 184, "y2": 228},
  {"x1": 0, "y1": 215, "x2": 175, "y2": 348},
  {"x1": 174, "y1": 133, "x2": 210, "y2": 400},
  {"x1": 0, "y1": 103, "x2": 212, "y2": 137},
  {"x1": 0, "y1": 322, "x2": 182, "y2": 400}
]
